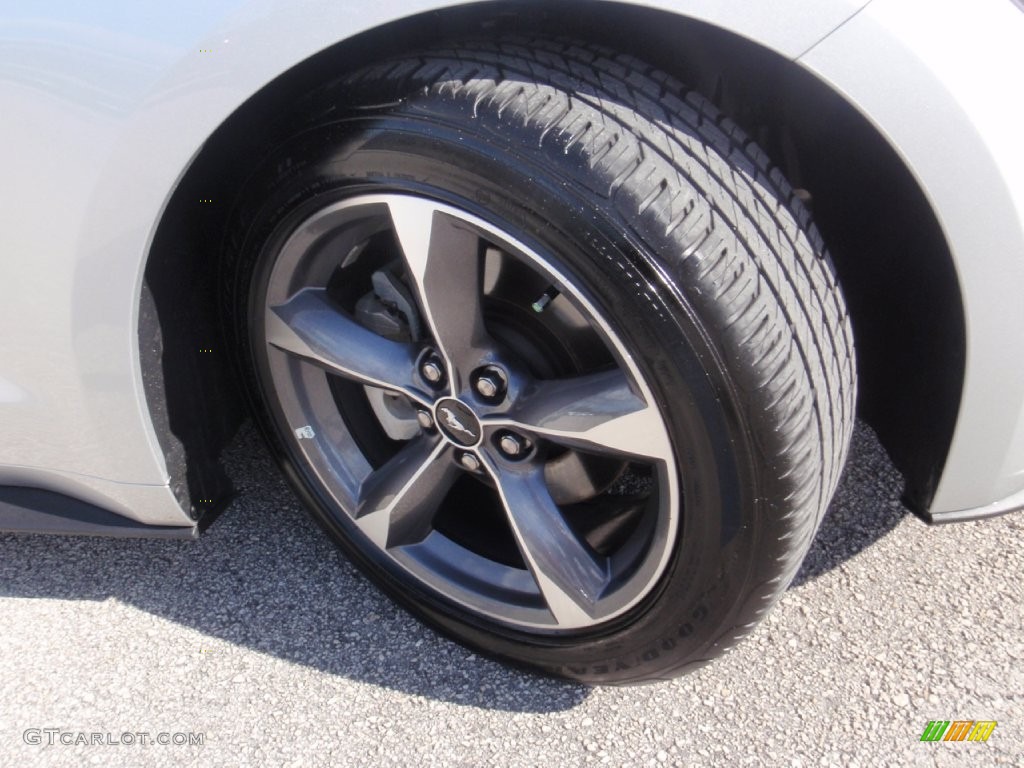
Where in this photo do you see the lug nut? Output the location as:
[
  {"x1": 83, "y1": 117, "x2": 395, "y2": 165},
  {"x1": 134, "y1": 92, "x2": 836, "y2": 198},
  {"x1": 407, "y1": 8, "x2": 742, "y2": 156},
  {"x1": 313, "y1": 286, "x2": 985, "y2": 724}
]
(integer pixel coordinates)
[
  {"x1": 475, "y1": 376, "x2": 500, "y2": 398},
  {"x1": 498, "y1": 433, "x2": 529, "y2": 458},
  {"x1": 459, "y1": 452, "x2": 481, "y2": 472},
  {"x1": 421, "y1": 357, "x2": 444, "y2": 385},
  {"x1": 416, "y1": 410, "x2": 434, "y2": 431},
  {"x1": 473, "y1": 366, "x2": 507, "y2": 401}
]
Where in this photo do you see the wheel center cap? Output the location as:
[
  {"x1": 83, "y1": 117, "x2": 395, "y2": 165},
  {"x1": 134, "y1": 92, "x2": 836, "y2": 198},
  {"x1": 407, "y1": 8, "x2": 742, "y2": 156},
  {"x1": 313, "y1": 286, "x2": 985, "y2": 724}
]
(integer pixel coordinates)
[{"x1": 434, "y1": 398, "x2": 482, "y2": 447}]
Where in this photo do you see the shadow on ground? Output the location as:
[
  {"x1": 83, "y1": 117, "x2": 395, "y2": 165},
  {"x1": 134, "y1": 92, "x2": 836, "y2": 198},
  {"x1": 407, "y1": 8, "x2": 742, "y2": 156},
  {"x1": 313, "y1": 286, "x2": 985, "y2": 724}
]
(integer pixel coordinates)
[
  {"x1": 792, "y1": 420, "x2": 908, "y2": 587},
  {"x1": 0, "y1": 420, "x2": 906, "y2": 709}
]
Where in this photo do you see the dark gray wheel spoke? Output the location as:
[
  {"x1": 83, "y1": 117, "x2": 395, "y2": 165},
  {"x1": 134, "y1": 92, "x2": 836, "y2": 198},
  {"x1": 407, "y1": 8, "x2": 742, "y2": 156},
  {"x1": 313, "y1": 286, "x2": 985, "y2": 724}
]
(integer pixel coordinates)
[
  {"x1": 266, "y1": 288, "x2": 428, "y2": 405},
  {"x1": 483, "y1": 459, "x2": 609, "y2": 626},
  {"x1": 387, "y1": 197, "x2": 490, "y2": 389},
  {"x1": 355, "y1": 437, "x2": 459, "y2": 550},
  {"x1": 487, "y1": 370, "x2": 673, "y2": 462}
]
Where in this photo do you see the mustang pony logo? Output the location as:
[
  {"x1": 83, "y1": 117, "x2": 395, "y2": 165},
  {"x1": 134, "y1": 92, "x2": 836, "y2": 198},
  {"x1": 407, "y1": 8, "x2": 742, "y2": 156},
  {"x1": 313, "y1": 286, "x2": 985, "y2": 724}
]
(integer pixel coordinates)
[{"x1": 439, "y1": 407, "x2": 476, "y2": 439}]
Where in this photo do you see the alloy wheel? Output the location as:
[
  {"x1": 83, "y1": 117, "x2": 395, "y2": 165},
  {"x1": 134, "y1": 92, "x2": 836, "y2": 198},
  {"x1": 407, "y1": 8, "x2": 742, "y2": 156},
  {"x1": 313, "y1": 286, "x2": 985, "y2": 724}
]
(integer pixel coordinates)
[{"x1": 257, "y1": 194, "x2": 679, "y2": 631}]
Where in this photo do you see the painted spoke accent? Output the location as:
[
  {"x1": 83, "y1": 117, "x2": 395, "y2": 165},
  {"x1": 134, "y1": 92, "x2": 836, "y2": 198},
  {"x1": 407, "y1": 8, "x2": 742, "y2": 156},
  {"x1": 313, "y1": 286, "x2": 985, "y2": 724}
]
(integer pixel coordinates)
[
  {"x1": 387, "y1": 197, "x2": 490, "y2": 389},
  {"x1": 267, "y1": 288, "x2": 428, "y2": 405},
  {"x1": 487, "y1": 370, "x2": 672, "y2": 462},
  {"x1": 355, "y1": 437, "x2": 459, "y2": 550},
  {"x1": 483, "y1": 459, "x2": 609, "y2": 626}
]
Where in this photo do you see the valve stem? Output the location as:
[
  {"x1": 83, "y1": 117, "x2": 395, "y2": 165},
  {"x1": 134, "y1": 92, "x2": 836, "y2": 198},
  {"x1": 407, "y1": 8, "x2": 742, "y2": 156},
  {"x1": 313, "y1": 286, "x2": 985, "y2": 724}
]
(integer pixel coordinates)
[{"x1": 531, "y1": 286, "x2": 560, "y2": 313}]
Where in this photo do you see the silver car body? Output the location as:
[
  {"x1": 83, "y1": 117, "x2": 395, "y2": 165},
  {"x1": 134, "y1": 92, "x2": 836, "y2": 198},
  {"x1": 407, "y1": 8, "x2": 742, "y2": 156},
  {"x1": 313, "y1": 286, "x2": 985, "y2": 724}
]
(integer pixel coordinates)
[{"x1": 1, "y1": 0, "x2": 1022, "y2": 531}]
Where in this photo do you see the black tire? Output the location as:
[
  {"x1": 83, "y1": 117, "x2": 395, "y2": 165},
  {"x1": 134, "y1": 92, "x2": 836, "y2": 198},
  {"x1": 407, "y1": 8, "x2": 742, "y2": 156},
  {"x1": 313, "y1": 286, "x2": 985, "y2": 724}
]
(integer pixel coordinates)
[{"x1": 224, "y1": 38, "x2": 855, "y2": 684}]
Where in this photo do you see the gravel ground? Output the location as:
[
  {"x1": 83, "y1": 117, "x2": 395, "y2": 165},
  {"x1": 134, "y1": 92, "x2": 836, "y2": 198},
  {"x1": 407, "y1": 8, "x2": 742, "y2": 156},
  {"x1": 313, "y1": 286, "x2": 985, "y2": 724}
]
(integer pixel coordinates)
[{"x1": 1, "y1": 421, "x2": 1021, "y2": 767}]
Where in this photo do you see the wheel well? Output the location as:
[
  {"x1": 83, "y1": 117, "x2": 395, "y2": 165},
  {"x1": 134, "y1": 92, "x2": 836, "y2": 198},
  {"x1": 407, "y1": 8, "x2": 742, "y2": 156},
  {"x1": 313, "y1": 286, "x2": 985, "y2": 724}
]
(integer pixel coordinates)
[{"x1": 142, "y1": 1, "x2": 963, "y2": 519}]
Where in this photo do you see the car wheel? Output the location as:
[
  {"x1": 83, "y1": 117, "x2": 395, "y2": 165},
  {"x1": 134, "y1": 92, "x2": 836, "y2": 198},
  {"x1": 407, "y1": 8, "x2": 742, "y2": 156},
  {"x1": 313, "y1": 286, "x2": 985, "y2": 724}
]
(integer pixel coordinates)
[{"x1": 225, "y1": 39, "x2": 856, "y2": 683}]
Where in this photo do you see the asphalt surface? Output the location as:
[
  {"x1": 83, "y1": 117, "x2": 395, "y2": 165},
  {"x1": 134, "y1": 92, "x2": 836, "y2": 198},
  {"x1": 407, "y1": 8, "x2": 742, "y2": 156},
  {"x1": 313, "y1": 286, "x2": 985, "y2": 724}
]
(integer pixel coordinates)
[{"x1": 1, "y1": 421, "x2": 1021, "y2": 767}]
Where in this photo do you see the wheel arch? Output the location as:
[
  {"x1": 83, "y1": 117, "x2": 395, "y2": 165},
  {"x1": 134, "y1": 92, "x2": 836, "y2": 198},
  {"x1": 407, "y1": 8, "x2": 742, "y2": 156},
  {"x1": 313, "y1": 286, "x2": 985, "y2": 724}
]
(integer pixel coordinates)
[{"x1": 141, "y1": 1, "x2": 964, "y2": 520}]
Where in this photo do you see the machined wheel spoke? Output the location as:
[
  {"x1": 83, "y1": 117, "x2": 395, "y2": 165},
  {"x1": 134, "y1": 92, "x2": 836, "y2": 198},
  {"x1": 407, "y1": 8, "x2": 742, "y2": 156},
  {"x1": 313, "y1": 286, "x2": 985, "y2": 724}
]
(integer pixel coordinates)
[
  {"x1": 488, "y1": 370, "x2": 673, "y2": 462},
  {"x1": 267, "y1": 288, "x2": 428, "y2": 405},
  {"x1": 355, "y1": 437, "x2": 459, "y2": 550},
  {"x1": 484, "y1": 460, "x2": 609, "y2": 626},
  {"x1": 387, "y1": 197, "x2": 490, "y2": 388}
]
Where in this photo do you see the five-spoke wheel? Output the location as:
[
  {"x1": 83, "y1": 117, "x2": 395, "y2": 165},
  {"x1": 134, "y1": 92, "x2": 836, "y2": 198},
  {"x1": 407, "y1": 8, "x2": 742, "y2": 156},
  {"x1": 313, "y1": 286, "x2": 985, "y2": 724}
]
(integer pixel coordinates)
[
  {"x1": 259, "y1": 195, "x2": 678, "y2": 630},
  {"x1": 228, "y1": 38, "x2": 854, "y2": 683}
]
